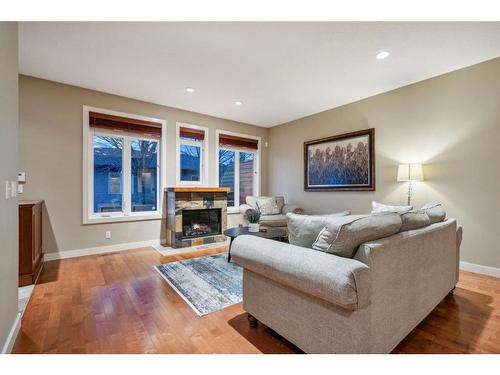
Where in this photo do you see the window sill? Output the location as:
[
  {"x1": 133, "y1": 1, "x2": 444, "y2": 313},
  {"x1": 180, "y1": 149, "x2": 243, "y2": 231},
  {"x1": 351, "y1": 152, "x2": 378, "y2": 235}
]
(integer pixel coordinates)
[
  {"x1": 227, "y1": 207, "x2": 241, "y2": 215},
  {"x1": 83, "y1": 213, "x2": 162, "y2": 225}
]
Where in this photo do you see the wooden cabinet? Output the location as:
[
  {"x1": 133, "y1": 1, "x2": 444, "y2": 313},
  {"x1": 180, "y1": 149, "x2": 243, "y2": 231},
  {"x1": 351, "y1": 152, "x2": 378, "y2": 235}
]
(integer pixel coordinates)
[{"x1": 19, "y1": 200, "x2": 44, "y2": 287}]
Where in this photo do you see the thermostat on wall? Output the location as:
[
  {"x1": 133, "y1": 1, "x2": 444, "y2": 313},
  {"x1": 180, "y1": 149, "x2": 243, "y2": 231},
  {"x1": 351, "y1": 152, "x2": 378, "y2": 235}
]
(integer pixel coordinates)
[{"x1": 18, "y1": 172, "x2": 26, "y2": 183}]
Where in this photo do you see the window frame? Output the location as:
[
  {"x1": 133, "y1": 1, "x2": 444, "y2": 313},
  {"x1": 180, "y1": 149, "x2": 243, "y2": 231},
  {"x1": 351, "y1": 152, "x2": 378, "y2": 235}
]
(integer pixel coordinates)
[
  {"x1": 175, "y1": 122, "x2": 209, "y2": 186},
  {"x1": 215, "y1": 129, "x2": 261, "y2": 213},
  {"x1": 83, "y1": 105, "x2": 166, "y2": 224}
]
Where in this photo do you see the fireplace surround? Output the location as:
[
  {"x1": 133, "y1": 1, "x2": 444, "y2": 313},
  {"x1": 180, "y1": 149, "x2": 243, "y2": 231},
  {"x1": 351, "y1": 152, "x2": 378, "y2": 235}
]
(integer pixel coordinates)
[{"x1": 166, "y1": 187, "x2": 229, "y2": 248}]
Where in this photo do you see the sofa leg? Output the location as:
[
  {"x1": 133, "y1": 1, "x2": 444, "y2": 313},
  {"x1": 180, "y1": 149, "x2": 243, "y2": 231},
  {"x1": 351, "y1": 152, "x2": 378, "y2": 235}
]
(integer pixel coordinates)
[
  {"x1": 448, "y1": 286, "x2": 456, "y2": 296},
  {"x1": 247, "y1": 313, "x2": 258, "y2": 328}
]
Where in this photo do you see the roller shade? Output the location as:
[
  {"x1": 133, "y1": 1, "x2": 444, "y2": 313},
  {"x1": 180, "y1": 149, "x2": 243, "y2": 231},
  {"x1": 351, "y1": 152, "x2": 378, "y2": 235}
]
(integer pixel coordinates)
[
  {"x1": 219, "y1": 133, "x2": 258, "y2": 150},
  {"x1": 89, "y1": 111, "x2": 162, "y2": 138},
  {"x1": 180, "y1": 127, "x2": 205, "y2": 141}
]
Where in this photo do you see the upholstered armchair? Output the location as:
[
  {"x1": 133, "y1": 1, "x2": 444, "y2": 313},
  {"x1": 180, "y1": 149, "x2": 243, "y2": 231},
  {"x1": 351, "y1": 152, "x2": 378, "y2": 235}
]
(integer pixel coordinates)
[{"x1": 239, "y1": 196, "x2": 304, "y2": 232}]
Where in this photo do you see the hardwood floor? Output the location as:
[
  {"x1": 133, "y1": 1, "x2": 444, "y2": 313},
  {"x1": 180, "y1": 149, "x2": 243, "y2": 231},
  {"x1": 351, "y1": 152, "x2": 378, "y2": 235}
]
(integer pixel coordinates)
[{"x1": 12, "y1": 246, "x2": 500, "y2": 354}]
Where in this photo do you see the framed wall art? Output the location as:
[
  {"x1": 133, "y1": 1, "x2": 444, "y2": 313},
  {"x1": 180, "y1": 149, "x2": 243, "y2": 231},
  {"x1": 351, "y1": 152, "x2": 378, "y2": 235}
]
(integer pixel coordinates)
[{"x1": 304, "y1": 128, "x2": 375, "y2": 191}]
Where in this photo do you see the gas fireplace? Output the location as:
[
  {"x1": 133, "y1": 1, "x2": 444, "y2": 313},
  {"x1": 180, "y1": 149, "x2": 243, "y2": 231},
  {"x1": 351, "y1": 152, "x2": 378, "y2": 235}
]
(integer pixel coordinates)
[
  {"x1": 166, "y1": 187, "x2": 229, "y2": 248},
  {"x1": 182, "y1": 208, "x2": 222, "y2": 239}
]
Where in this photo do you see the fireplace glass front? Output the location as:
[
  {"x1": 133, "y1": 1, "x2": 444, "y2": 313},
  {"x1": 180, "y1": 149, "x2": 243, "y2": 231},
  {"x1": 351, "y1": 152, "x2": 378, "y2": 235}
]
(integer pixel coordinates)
[{"x1": 182, "y1": 208, "x2": 222, "y2": 239}]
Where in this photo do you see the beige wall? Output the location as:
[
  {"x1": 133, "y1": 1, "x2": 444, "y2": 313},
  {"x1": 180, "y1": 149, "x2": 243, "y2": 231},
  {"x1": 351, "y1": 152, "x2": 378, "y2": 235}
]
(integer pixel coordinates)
[
  {"x1": 269, "y1": 57, "x2": 500, "y2": 269},
  {"x1": 0, "y1": 22, "x2": 19, "y2": 352},
  {"x1": 19, "y1": 75, "x2": 269, "y2": 254}
]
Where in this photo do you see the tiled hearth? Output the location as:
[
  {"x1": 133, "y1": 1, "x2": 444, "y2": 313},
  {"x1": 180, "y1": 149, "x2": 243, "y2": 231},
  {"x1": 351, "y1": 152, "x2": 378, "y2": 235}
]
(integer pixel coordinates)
[{"x1": 166, "y1": 187, "x2": 229, "y2": 248}]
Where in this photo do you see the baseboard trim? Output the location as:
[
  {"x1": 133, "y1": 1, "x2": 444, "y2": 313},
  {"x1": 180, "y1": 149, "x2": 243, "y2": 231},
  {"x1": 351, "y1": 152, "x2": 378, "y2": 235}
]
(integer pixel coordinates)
[
  {"x1": 44, "y1": 239, "x2": 163, "y2": 261},
  {"x1": 1, "y1": 312, "x2": 21, "y2": 354},
  {"x1": 460, "y1": 261, "x2": 500, "y2": 278}
]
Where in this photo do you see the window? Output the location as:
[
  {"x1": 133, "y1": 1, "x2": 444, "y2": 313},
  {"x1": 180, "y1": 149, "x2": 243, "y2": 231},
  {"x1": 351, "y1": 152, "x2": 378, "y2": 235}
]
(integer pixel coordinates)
[
  {"x1": 83, "y1": 106, "x2": 166, "y2": 224},
  {"x1": 217, "y1": 131, "x2": 260, "y2": 211},
  {"x1": 93, "y1": 135, "x2": 123, "y2": 213},
  {"x1": 131, "y1": 139, "x2": 159, "y2": 212},
  {"x1": 176, "y1": 123, "x2": 208, "y2": 185}
]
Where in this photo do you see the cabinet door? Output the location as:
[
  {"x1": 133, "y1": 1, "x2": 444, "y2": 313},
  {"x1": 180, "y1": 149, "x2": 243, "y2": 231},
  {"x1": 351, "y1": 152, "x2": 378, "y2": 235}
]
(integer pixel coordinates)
[{"x1": 32, "y1": 204, "x2": 42, "y2": 264}]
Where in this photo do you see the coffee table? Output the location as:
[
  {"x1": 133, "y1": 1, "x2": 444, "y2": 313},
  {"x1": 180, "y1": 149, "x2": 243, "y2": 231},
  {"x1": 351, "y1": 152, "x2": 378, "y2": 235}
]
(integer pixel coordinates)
[{"x1": 224, "y1": 226, "x2": 287, "y2": 262}]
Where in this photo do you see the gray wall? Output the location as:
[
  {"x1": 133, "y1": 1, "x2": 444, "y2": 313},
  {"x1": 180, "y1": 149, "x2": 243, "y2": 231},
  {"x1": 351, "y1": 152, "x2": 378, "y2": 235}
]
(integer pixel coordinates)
[
  {"x1": 19, "y1": 75, "x2": 269, "y2": 254},
  {"x1": 269, "y1": 57, "x2": 500, "y2": 269},
  {"x1": 0, "y1": 22, "x2": 19, "y2": 352}
]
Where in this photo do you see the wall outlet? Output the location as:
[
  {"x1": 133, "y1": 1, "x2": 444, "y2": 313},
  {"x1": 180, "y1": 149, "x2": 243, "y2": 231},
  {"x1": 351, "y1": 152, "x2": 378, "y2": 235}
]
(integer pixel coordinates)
[{"x1": 105, "y1": 230, "x2": 111, "y2": 239}]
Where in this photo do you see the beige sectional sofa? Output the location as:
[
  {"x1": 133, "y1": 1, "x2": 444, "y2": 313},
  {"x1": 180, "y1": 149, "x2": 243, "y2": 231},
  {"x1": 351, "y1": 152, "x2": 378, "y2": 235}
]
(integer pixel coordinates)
[{"x1": 231, "y1": 216, "x2": 462, "y2": 353}]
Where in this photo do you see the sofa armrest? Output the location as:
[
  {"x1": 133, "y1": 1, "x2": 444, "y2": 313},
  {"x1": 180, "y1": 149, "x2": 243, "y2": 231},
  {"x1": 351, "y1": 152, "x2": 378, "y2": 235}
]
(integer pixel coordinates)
[
  {"x1": 282, "y1": 204, "x2": 304, "y2": 215},
  {"x1": 231, "y1": 235, "x2": 371, "y2": 310},
  {"x1": 239, "y1": 204, "x2": 253, "y2": 216}
]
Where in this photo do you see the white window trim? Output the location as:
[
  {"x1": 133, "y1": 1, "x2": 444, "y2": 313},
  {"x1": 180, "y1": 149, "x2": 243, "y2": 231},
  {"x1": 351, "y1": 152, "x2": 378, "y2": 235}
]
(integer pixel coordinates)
[
  {"x1": 215, "y1": 129, "x2": 261, "y2": 214},
  {"x1": 82, "y1": 105, "x2": 167, "y2": 224},
  {"x1": 175, "y1": 122, "x2": 209, "y2": 186}
]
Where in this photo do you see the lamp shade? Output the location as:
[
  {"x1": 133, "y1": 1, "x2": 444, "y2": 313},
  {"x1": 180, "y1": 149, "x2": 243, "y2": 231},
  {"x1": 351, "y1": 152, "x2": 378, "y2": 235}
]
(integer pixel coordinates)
[{"x1": 397, "y1": 164, "x2": 424, "y2": 182}]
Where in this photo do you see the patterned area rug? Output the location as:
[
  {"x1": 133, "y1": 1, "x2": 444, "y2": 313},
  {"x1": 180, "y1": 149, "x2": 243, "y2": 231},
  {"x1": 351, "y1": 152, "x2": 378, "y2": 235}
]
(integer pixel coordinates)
[{"x1": 154, "y1": 252, "x2": 242, "y2": 316}]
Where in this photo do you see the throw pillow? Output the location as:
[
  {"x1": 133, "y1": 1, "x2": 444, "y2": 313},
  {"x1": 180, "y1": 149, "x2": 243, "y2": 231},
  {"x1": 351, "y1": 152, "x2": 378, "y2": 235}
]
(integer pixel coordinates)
[
  {"x1": 245, "y1": 196, "x2": 258, "y2": 209},
  {"x1": 371, "y1": 201, "x2": 412, "y2": 214},
  {"x1": 274, "y1": 196, "x2": 285, "y2": 213},
  {"x1": 287, "y1": 211, "x2": 351, "y2": 248},
  {"x1": 399, "y1": 210, "x2": 431, "y2": 231},
  {"x1": 421, "y1": 203, "x2": 446, "y2": 224},
  {"x1": 256, "y1": 197, "x2": 280, "y2": 215},
  {"x1": 312, "y1": 213, "x2": 402, "y2": 258}
]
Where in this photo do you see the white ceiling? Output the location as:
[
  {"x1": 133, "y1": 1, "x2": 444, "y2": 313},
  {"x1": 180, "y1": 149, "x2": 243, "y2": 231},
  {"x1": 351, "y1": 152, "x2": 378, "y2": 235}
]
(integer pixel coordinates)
[{"x1": 19, "y1": 22, "x2": 500, "y2": 127}]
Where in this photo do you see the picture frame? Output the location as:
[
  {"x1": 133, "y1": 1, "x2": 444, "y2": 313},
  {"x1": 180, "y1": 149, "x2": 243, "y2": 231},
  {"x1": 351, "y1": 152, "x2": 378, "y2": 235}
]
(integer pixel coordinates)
[{"x1": 304, "y1": 128, "x2": 375, "y2": 191}]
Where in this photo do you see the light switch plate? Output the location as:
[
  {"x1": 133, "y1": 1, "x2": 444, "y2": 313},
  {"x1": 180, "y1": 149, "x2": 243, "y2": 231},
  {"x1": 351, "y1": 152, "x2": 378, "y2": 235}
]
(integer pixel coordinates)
[
  {"x1": 5, "y1": 181, "x2": 10, "y2": 199},
  {"x1": 18, "y1": 172, "x2": 26, "y2": 183},
  {"x1": 11, "y1": 181, "x2": 17, "y2": 198}
]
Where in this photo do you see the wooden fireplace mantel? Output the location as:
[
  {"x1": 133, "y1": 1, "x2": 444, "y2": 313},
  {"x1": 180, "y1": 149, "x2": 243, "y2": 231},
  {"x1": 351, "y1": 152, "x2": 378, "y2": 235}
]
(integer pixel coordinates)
[{"x1": 166, "y1": 187, "x2": 230, "y2": 193}]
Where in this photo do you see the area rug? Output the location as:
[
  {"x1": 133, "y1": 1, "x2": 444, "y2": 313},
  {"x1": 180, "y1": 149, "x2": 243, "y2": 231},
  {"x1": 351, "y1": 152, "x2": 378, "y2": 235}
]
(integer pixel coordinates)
[{"x1": 154, "y1": 253, "x2": 242, "y2": 316}]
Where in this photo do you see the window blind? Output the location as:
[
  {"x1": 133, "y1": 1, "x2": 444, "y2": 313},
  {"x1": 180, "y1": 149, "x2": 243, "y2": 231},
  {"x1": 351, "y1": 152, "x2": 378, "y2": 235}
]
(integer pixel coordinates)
[
  {"x1": 219, "y1": 133, "x2": 258, "y2": 150},
  {"x1": 179, "y1": 127, "x2": 205, "y2": 141},
  {"x1": 89, "y1": 111, "x2": 162, "y2": 138}
]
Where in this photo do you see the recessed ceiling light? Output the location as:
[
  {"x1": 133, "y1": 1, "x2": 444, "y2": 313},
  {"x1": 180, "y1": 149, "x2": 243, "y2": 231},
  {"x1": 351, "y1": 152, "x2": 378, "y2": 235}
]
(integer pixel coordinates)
[
  {"x1": 376, "y1": 51, "x2": 390, "y2": 60},
  {"x1": 186, "y1": 87, "x2": 196, "y2": 93},
  {"x1": 235, "y1": 101, "x2": 242, "y2": 106}
]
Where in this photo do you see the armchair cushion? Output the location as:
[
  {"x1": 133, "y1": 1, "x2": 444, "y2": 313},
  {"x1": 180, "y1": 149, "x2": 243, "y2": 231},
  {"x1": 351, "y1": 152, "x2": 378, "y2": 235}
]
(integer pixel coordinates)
[
  {"x1": 260, "y1": 214, "x2": 287, "y2": 227},
  {"x1": 231, "y1": 235, "x2": 371, "y2": 310},
  {"x1": 275, "y1": 196, "x2": 285, "y2": 212},
  {"x1": 239, "y1": 204, "x2": 254, "y2": 216},
  {"x1": 245, "y1": 196, "x2": 258, "y2": 209},
  {"x1": 256, "y1": 197, "x2": 281, "y2": 215}
]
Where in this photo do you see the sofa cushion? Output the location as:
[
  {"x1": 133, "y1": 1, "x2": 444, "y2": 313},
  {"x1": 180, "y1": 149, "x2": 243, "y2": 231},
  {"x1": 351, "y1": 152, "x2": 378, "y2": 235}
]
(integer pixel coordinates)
[
  {"x1": 287, "y1": 211, "x2": 351, "y2": 248},
  {"x1": 371, "y1": 201, "x2": 412, "y2": 214},
  {"x1": 231, "y1": 235, "x2": 371, "y2": 310},
  {"x1": 256, "y1": 197, "x2": 281, "y2": 215},
  {"x1": 246, "y1": 196, "x2": 258, "y2": 209},
  {"x1": 312, "y1": 213, "x2": 402, "y2": 258},
  {"x1": 400, "y1": 210, "x2": 430, "y2": 231},
  {"x1": 421, "y1": 203, "x2": 446, "y2": 224},
  {"x1": 260, "y1": 214, "x2": 287, "y2": 227}
]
